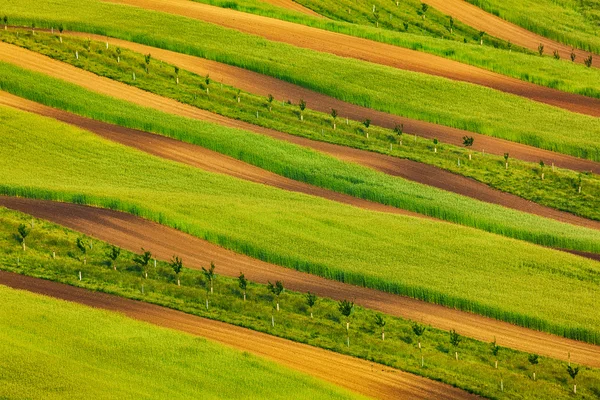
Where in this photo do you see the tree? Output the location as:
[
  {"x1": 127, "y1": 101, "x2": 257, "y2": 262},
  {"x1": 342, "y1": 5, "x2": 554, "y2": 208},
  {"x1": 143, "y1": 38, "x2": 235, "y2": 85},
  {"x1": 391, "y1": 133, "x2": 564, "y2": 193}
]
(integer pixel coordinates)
[
  {"x1": 450, "y1": 329, "x2": 462, "y2": 361},
  {"x1": 238, "y1": 272, "x2": 248, "y2": 301},
  {"x1": 106, "y1": 246, "x2": 121, "y2": 271},
  {"x1": 76, "y1": 237, "x2": 88, "y2": 265},
  {"x1": 538, "y1": 43, "x2": 544, "y2": 56},
  {"x1": 504, "y1": 152, "x2": 509, "y2": 170},
  {"x1": 449, "y1": 16, "x2": 454, "y2": 34},
  {"x1": 570, "y1": 50, "x2": 576, "y2": 62},
  {"x1": 3, "y1": 16, "x2": 7, "y2": 30},
  {"x1": 490, "y1": 338, "x2": 500, "y2": 369},
  {"x1": 144, "y1": 53, "x2": 151, "y2": 73},
  {"x1": 338, "y1": 299, "x2": 354, "y2": 347},
  {"x1": 267, "y1": 94, "x2": 274, "y2": 112},
  {"x1": 373, "y1": 9, "x2": 380, "y2": 27},
  {"x1": 363, "y1": 118, "x2": 371, "y2": 138},
  {"x1": 205, "y1": 74, "x2": 211, "y2": 94},
  {"x1": 299, "y1": 99, "x2": 306, "y2": 121},
  {"x1": 528, "y1": 353, "x2": 540, "y2": 381},
  {"x1": 412, "y1": 322, "x2": 426, "y2": 366},
  {"x1": 31, "y1": 22, "x2": 35, "y2": 34},
  {"x1": 462, "y1": 136, "x2": 474, "y2": 147},
  {"x1": 584, "y1": 55, "x2": 593, "y2": 68},
  {"x1": 202, "y1": 262, "x2": 216, "y2": 294},
  {"x1": 133, "y1": 248, "x2": 152, "y2": 279},
  {"x1": 577, "y1": 173, "x2": 583, "y2": 193},
  {"x1": 374, "y1": 314, "x2": 386, "y2": 340},
  {"x1": 567, "y1": 365, "x2": 580, "y2": 394},
  {"x1": 17, "y1": 224, "x2": 30, "y2": 251},
  {"x1": 553, "y1": 50, "x2": 560, "y2": 60},
  {"x1": 479, "y1": 31, "x2": 485, "y2": 45},
  {"x1": 331, "y1": 108, "x2": 338, "y2": 129},
  {"x1": 267, "y1": 280, "x2": 284, "y2": 311},
  {"x1": 174, "y1": 66, "x2": 179, "y2": 85},
  {"x1": 433, "y1": 138, "x2": 438, "y2": 153},
  {"x1": 394, "y1": 123, "x2": 403, "y2": 145},
  {"x1": 170, "y1": 255, "x2": 183, "y2": 286},
  {"x1": 539, "y1": 160, "x2": 545, "y2": 180},
  {"x1": 116, "y1": 47, "x2": 121, "y2": 63},
  {"x1": 305, "y1": 291, "x2": 317, "y2": 318},
  {"x1": 419, "y1": 3, "x2": 429, "y2": 19},
  {"x1": 507, "y1": 40, "x2": 512, "y2": 52}
]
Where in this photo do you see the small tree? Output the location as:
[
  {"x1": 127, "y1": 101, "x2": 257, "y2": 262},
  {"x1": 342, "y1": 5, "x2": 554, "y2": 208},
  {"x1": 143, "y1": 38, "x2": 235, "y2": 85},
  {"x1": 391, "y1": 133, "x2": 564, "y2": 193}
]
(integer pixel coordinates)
[
  {"x1": 238, "y1": 272, "x2": 248, "y2": 301},
  {"x1": 584, "y1": 55, "x2": 593, "y2": 68},
  {"x1": 412, "y1": 322, "x2": 426, "y2": 366},
  {"x1": 338, "y1": 299, "x2": 354, "y2": 347},
  {"x1": 106, "y1": 245, "x2": 121, "y2": 271},
  {"x1": 133, "y1": 248, "x2": 152, "y2": 278},
  {"x1": 170, "y1": 256, "x2": 183, "y2": 286},
  {"x1": 433, "y1": 138, "x2": 438, "y2": 153},
  {"x1": 299, "y1": 99, "x2": 306, "y2": 121},
  {"x1": 504, "y1": 152, "x2": 509, "y2": 169},
  {"x1": 538, "y1": 43, "x2": 544, "y2": 56},
  {"x1": 116, "y1": 47, "x2": 121, "y2": 63},
  {"x1": 76, "y1": 237, "x2": 88, "y2": 265},
  {"x1": 539, "y1": 160, "x2": 545, "y2": 180},
  {"x1": 567, "y1": 365, "x2": 580, "y2": 394},
  {"x1": 267, "y1": 94, "x2": 274, "y2": 112},
  {"x1": 144, "y1": 53, "x2": 151, "y2": 73},
  {"x1": 174, "y1": 66, "x2": 179, "y2": 85},
  {"x1": 17, "y1": 224, "x2": 30, "y2": 251},
  {"x1": 267, "y1": 280, "x2": 284, "y2": 311},
  {"x1": 449, "y1": 16, "x2": 454, "y2": 34},
  {"x1": 577, "y1": 173, "x2": 583, "y2": 193},
  {"x1": 305, "y1": 291, "x2": 317, "y2": 318},
  {"x1": 490, "y1": 338, "x2": 500, "y2": 369},
  {"x1": 373, "y1": 9, "x2": 380, "y2": 27},
  {"x1": 553, "y1": 50, "x2": 560, "y2": 60},
  {"x1": 3, "y1": 16, "x2": 7, "y2": 30},
  {"x1": 507, "y1": 40, "x2": 512, "y2": 52},
  {"x1": 570, "y1": 50, "x2": 576, "y2": 62},
  {"x1": 420, "y1": 3, "x2": 429, "y2": 20},
  {"x1": 363, "y1": 118, "x2": 371, "y2": 138},
  {"x1": 202, "y1": 262, "x2": 216, "y2": 294},
  {"x1": 236, "y1": 89, "x2": 241, "y2": 103},
  {"x1": 205, "y1": 74, "x2": 210, "y2": 94},
  {"x1": 528, "y1": 353, "x2": 540, "y2": 381},
  {"x1": 58, "y1": 23, "x2": 64, "y2": 43},
  {"x1": 462, "y1": 136, "x2": 474, "y2": 147},
  {"x1": 450, "y1": 329, "x2": 462, "y2": 361},
  {"x1": 374, "y1": 314, "x2": 386, "y2": 340},
  {"x1": 479, "y1": 31, "x2": 485, "y2": 45},
  {"x1": 331, "y1": 108, "x2": 338, "y2": 129},
  {"x1": 31, "y1": 22, "x2": 35, "y2": 35}
]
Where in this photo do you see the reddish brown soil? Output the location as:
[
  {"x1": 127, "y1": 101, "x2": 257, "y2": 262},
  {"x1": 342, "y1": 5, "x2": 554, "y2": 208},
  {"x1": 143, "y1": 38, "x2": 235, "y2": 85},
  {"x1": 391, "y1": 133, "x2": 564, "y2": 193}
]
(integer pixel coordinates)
[
  {"x1": 1, "y1": 197, "x2": 599, "y2": 369},
  {"x1": 425, "y1": 0, "x2": 598, "y2": 68},
  {"x1": 105, "y1": 0, "x2": 600, "y2": 116},
  {"x1": 0, "y1": 271, "x2": 476, "y2": 400},
  {"x1": 2, "y1": 41, "x2": 598, "y2": 175}
]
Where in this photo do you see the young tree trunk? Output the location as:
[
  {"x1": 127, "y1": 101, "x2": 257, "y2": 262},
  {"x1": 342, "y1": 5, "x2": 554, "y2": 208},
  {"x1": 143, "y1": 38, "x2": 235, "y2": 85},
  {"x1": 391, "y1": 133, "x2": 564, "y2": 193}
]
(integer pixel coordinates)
[
  {"x1": 59, "y1": 36, "x2": 62, "y2": 43},
  {"x1": 418, "y1": 341, "x2": 421, "y2": 349},
  {"x1": 421, "y1": 355, "x2": 424, "y2": 367},
  {"x1": 333, "y1": 122, "x2": 336, "y2": 130},
  {"x1": 300, "y1": 113, "x2": 303, "y2": 121},
  {"x1": 434, "y1": 147, "x2": 437, "y2": 153},
  {"x1": 468, "y1": 153, "x2": 472, "y2": 160},
  {"x1": 79, "y1": 271, "x2": 82, "y2": 281},
  {"x1": 22, "y1": 241, "x2": 25, "y2": 251},
  {"x1": 579, "y1": 186, "x2": 582, "y2": 193},
  {"x1": 210, "y1": 281, "x2": 213, "y2": 294},
  {"x1": 382, "y1": 331, "x2": 385, "y2": 341},
  {"x1": 75, "y1": 51, "x2": 78, "y2": 60},
  {"x1": 505, "y1": 162, "x2": 508, "y2": 170},
  {"x1": 206, "y1": 88, "x2": 209, "y2": 95},
  {"x1": 533, "y1": 372, "x2": 536, "y2": 381},
  {"x1": 52, "y1": 251, "x2": 56, "y2": 259},
  {"x1": 113, "y1": 263, "x2": 117, "y2": 271},
  {"x1": 243, "y1": 291, "x2": 246, "y2": 301},
  {"x1": 271, "y1": 315, "x2": 275, "y2": 327},
  {"x1": 310, "y1": 311, "x2": 313, "y2": 318},
  {"x1": 133, "y1": 72, "x2": 136, "y2": 81},
  {"x1": 495, "y1": 360, "x2": 498, "y2": 369},
  {"x1": 206, "y1": 298, "x2": 209, "y2": 310},
  {"x1": 106, "y1": 42, "x2": 109, "y2": 49},
  {"x1": 276, "y1": 301, "x2": 280, "y2": 311},
  {"x1": 83, "y1": 256, "x2": 86, "y2": 265},
  {"x1": 500, "y1": 379, "x2": 504, "y2": 392},
  {"x1": 455, "y1": 351, "x2": 458, "y2": 361},
  {"x1": 117, "y1": 56, "x2": 120, "y2": 63},
  {"x1": 574, "y1": 384, "x2": 576, "y2": 394},
  {"x1": 541, "y1": 173, "x2": 544, "y2": 180},
  {"x1": 177, "y1": 278, "x2": 180, "y2": 286},
  {"x1": 176, "y1": 76, "x2": 179, "y2": 85},
  {"x1": 366, "y1": 131, "x2": 369, "y2": 138},
  {"x1": 144, "y1": 270, "x2": 147, "y2": 279}
]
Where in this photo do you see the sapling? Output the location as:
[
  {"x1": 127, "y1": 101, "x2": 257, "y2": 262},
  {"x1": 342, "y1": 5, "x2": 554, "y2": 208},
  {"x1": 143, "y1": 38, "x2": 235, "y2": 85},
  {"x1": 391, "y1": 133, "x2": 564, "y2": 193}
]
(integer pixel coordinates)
[
  {"x1": 433, "y1": 138, "x2": 438, "y2": 153},
  {"x1": 331, "y1": 108, "x2": 338, "y2": 129},
  {"x1": 202, "y1": 262, "x2": 216, "y2": 294},
  {"x1": 412, "y1": 322, "x2": 426, "y2": 365},
  {"x1": 31, "y1": 22, "x2": 35, "y2": 35},
  {"x1": 553, "y1": 50, "x2": 560, "y2": 60},
  {"x1": 144, "y1": 53, "x2": 151, "y2": 73},
  {"x1": 479, "y1": 31, "x2": 485, "y2": 45},
  {"x1": 58, "y1": 24, "x2": 63, "y2": 43},
  {"x1": 116, "y1": 47, "x2": 121, "y2": 63},
  {"x1": 3, "y1": 16, "x2": 7, "y2": 30},
  {"x1": 504, "y1": 153, "x2": 509, "y2": 170},
  {"x1": 76, "y1": 237, "x2": 88, "y2": 265},
  {"x1": 449, "y1": 16, "x2": 454, "y2": 34},
  {"x1": 305, "y1": 291, "x2": 317, "y2": 318},
  {"x1": 577, "y1": 173, "x2": 582, "y2": 193},
  {"x1": 17, "y1": 224, "x2": 30, "y2": 251},
  {"x1": 507, "y1": 40, "x2": 512, "y2": 52},
  {"x1": 538, "y1": 43, "x2": 544, "y2": 56},
  {"x1": 267, "y1": 94, "x2": 274, "y2": 111},
  {"x1": 584, "y1": 55, "x2": 593, "y2": 68},
  {"x1": 338, "y1": 299, "x2": 354, "y2": 347},
  {"x1": 170, "y1": 255, "x2": 183, "y2": 286},
  {"x1": 238, "y1": 272, "x2": 248, "y2": 301},
  {"x1": 236, "y1": 89, "x2": 241, "y2": 103},
  {"x1": 363, "y1": 118, "x2": 371, "y2": 138},
  {"x1": 570, "y1": 50, "x2": 576, "y2": 62},
  {"x1": 463, "y1": 136, "x2": 474, "y2": 159},
  {"x1": 299, "y1": 99, "x2": 306, "y2": 121},
  {"x1": 205, "y1": 74, "x2": 210, "y2": 94},
  {"x1": 267, "y1": 280, "x2": 284, "y2": 311},
  {"x1": 133, "y1": 248, "x2": 152, "y2": 279},
  {"x1": 420, "y1": 3, "x2": 428, "y2": 20},
  {"x1": 373, "y1": 10, "x2": 380, "y2": 27},
  {"x1": 490, "y1": 338, "x2": 500, "y2": 369},
  {"x1": 374, "y1": 314, "x2": 386, "y2": 341},
  {"x1": 567, "y1": 365, "x2": 580, "y2": 394},
  {"x1": 528, "y1": 353, "x2": 539, "y2": 381},
  {"x1": 539, "y1": 160, "x2": 545, "y2": 180},
  {"x1": 106, "y1": 245, "x2": 121, "y2": 271},
  {"x1": 174, "y1": 66, "x2": 179, "y2": 85},
  {"x1": 450, "y1": 329, "x2": 462, "y2": 361},
  {"x1": 394, "y1": 123, "x2": 403, "y2": 145}
]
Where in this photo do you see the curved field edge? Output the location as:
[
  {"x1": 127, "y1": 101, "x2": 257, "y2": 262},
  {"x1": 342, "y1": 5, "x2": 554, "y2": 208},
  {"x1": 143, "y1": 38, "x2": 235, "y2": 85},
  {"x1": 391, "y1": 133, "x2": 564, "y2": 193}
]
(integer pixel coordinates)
[
  {"x1": 0, "y1": 285, "x2": 362, "y2": 400},
  {"x1": 1, "y1": 105, "x2": 600, "y2": 343},
  {"x1": 2, "y1": 0, "x2": 600, "y2": 161},
  {"x1": 1, "y1": 62, "x2": 600, "y2": 255}
]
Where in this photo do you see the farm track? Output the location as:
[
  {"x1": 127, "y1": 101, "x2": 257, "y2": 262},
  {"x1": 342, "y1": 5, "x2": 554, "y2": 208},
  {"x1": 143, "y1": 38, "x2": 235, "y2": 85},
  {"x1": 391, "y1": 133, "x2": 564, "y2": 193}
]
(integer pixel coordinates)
[
  {"x1": 2, "y1": 90, "x2": 600, "y2": 233},
  {"x1": 1, "y1": 197, "x2": 599, "y2": 369},
  {"x1": 0, "y1": 92, "x2": 419, "y2": 219},
  {"x1": 423, "y1": 0, "x2": 599, "y2": 68},
  {"x1": 2, "y1": 41, "x2": 600, "y2": 230},
  {"x1": 0, "y1": 271, "x2": 476, "y2": 400},
  {"x1": 103, "y1": 0, "x2": 600, "y2": 117}
]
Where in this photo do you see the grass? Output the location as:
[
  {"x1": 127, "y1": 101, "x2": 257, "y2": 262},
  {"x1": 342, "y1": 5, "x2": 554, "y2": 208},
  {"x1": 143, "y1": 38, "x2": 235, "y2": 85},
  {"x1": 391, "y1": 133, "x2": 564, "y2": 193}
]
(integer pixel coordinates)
[
  {"x1": 1, "y1": 207, "x2": 600, "y2": 399},
  {"x1": 2, "y1": 0, "x2": 600, "y2": 161},
  {"x1": 3, "y1": 30, "x2": 598, "y2": 222},
  {"x1": 1, "y1": 59, "x2": 600, "y2": 251},
  {"x1": 466, "y1": 0, "x2": 600, "y2": 54},
  {"x1": 0, "y1": 287, "x2": 361, "y2": 400},
  {"x1": 1, "y1": 105, "x2": 600, "y2": 344}
]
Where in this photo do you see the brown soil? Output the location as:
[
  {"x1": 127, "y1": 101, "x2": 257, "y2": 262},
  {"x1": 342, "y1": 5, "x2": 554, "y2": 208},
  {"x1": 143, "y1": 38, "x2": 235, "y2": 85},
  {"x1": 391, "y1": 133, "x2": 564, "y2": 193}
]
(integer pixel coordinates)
[
  {"x1": 104, "y1": 0, "x2": 600, "y2": 116},
  {"x1": 1, "y1": 197, "x2": 599, "y2": 369},
  {"x1": 424, "y1": 0, "x2": 598, "y2": 68},
  {"x1": 1, "y1": 41, "x2": 598, "y2": 174},
  {"x1": 0, "y1": 271, "x2": 476, "y2": 400}
]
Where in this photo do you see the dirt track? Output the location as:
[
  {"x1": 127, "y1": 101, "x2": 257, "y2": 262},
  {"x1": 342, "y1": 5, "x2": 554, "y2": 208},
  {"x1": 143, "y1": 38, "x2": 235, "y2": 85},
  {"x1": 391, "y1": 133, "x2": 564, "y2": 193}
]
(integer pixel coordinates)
[
  {"x1": 104, "y1": 0, "x2": 600, "y2": 117},
  {"x1": 2, "y1": 40, "x2": 598, "y2": 174},
  {"x1": 3, "y1": 90, "x2": 599, "y2": 232},
  {"x1": 424, "y1": 0, "x2": 598, "y2": 68},
  {"x1": 1, "y1": 197, "x2": 599, "y2": 369},
  {"x1": 0, "y1": 271, "x2": 475, "y2": 400}
]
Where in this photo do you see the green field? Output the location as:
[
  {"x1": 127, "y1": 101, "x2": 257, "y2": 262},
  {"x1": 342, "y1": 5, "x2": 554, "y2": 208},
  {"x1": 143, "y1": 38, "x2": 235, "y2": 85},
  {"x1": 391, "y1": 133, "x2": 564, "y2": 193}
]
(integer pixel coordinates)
[
  {"x1": 466, "y1": 0, "x2": 600, "y2": 54},
  {"x1": 4, "y1": 30, "x2": 598, "y2": 221},
  {"x1": 2, "y1": 207, "x2": 600, "y2": 399},
  {"x1": 2, "y1": 105, "x2": 600, "y2": 343},
  {"x1": 2, "y1": 0, "x2": 600, "y2": 161},
  {"x1": 2, "y1": 60, "x2": 600, "y2": 252},
  {"x1": 0, "y1": 285, "x2": 361, "y2": 400}
]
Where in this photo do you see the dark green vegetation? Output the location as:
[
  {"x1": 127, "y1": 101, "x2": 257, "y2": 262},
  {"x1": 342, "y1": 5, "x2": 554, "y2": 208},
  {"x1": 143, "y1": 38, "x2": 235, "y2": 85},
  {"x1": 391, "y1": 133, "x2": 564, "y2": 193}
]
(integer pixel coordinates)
[
  {"x1": 0, "y1": 284, "x2": 361, "y2": 399},
  {"x1": 1, "y1": 207, "x2": 600, "y2": 399},
  {"x1": 1, "y1": 105, "x2": 600, "y2": 344},
  {"x1": 3, "y1": 30, "x2": 598, "y2": 221},
  {"x1": 2, "y1": 0, "x2": 600, "y2": 161}
]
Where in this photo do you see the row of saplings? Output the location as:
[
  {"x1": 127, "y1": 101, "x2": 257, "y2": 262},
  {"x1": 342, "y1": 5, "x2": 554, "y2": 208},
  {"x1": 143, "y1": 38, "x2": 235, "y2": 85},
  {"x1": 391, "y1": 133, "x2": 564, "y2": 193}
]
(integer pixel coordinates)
[{"x1": 16, "y1": 223, "x2": 583, "y2": 394}]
